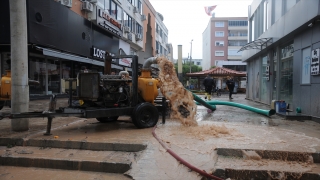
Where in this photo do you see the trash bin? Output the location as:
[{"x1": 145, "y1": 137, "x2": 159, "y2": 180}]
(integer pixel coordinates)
[{"x1": 276, "y1": 101, "x2": 286, "y2": 113}]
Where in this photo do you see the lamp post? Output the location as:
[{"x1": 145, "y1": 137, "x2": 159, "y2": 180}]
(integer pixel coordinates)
[{"x1": 189, "y1": 39, "x2": 193, "y2": 83}]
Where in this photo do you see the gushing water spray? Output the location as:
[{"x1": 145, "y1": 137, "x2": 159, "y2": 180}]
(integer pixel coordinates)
[{"x1": 156, "y1": 57, "x2": 198, "y2": 126}]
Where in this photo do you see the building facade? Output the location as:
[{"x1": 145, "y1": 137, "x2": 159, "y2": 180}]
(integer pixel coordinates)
[
  {"x1": 0, "y1": 0, "x2": 169, "y2": 96},
  {"x1": 202, "y1": 16, "x2": 248, "y2": 71},
  {"x1": 241, "y1": 0, "x2": 320, "y2": 118},
  {"x1": 155, "y1": 12, "x2": 169, "y2": 59}
]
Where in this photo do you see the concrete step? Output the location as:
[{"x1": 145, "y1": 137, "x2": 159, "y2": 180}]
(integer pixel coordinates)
[
  {"x1": 0, "y1": 138, "x2": 146, "y2": 152},
  {"x1": 217, "y1": 148, "x2": 320, "y2": 163},
  {"x1": 0, "y1": 146, "x2": 138, "y2": 174},
  {"x1": 213, "y1": 158, "x2": 320, "y2": 180},
  {"x1": 0, "y1": 166, "x2": 131, "y2": 180},
  {"x1": 213, "y1": 148, "x2": 320, "y2": 180}
]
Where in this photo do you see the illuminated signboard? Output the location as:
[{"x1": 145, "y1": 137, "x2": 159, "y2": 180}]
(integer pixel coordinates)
[{"x1": 96, "y1": 7, "x2": 122, "y2": 37}]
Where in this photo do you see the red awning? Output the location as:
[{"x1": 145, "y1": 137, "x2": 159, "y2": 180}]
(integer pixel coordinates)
[{"x1": 186, "y1": 67, "x2": 246, "y2": 77}]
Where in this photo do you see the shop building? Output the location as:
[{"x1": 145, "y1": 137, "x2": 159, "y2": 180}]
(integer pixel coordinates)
[
  {"x1": 241, "y1": 0, "x2": 320, "y2": 118},
  {"x1": 0, "y1": 0, "x2": 166, "y2": 96}
]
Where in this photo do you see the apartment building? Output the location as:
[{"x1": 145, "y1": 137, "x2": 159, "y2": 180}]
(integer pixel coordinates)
[
  {"x1": 155, "y1": 13, "x2": 170, "y2": 59},
  {"x1": 202, "y1": 16, "x2": 247, "y2": 71},
  {"x1": 241, "y1": 0, "x2": 320, "y2": 118},
  {"x1": 0, "y1": 0, "x2": 169, "y2": 96}
]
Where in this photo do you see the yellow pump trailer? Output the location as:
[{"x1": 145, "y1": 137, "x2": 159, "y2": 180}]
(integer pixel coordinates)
[
  {"x1": 138, "y1": 69, "x2": 159, "y2": 104},
  {"x1": 0, "y1": 70, "x2": 12, "y2": 110}
]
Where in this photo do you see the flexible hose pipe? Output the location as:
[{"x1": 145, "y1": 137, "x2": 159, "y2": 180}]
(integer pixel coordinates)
[{"x1": 152, "y1": 125, "x2": 223, "y2": 180}]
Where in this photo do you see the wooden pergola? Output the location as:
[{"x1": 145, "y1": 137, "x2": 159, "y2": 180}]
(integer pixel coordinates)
[{"x1": 186, "y1": 67, "x2": 247, "y2": 90}]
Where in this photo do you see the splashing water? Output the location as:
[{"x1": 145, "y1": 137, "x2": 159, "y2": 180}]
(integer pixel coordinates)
[{"x1": 156, "y1": 57, "x2": 198, "y2": 126}]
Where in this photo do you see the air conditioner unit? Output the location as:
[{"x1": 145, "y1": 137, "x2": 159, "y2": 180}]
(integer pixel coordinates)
[
  {"x1": 82, "y1": 1, "x2": 93, "y2": 12},
  {"x1": 133, "y1": 7, "x2": 138, "y2": 13},
  {"x1": 124, "y1": 26, "x2": 130, "y2": 33},
  {"x1": 135, "y1": 34, "x2": 142, "y2": 41},
  {"x1": 127, "y1": 33, "x2": 132, "y2": 41},
  {"x1": 86, "y1": 0, "x2": 97, "y2": 3},
  {"x1": 141, "y1": 15, "x2": 146, "y2": 21},
  {"x1": 60, "y1": 0, "x2": 72, "y2": 8}
]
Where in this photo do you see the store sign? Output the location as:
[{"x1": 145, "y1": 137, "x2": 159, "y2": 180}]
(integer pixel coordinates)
[
  {"x1": 96, "y1": 7, "x2": 122, "y2": 37},
  {"x1": 311, "y1": 48, "x2": 319, "y2": 75},
  {"x1": 119, "y1": 58, "x2": 132, "y2": 67},
  {"x1": 92, "y1": 46, "x2": 106, "y2": 60}
]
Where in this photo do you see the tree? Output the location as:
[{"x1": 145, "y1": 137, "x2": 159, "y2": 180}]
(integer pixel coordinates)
[{"x1": 174, "y1": 63, "x2": 202, "y2": 86}]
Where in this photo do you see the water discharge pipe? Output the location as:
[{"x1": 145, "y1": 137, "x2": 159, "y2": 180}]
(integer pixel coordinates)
[
  {"x1": 190, "y1": 91, "x2": 216, "y2": 111},
  {"x1": 142, "y1": 57, "x2": 158, "y2": 69},
  {"x1": 192, "y1": 93, "x2": 216, "y2": 111},
  {"x1": 152, "y1": 125, "x2": 223, "y2": 180},
  {"x1": 195, "y1": 100, "x2": 276, "y2": 116}
]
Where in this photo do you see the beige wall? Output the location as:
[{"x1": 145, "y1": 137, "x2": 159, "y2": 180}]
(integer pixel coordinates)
[
  {"x1": 70, "y1": 0, "x2": 87, "y2": 18},
  {"x1": 142, "y1": 0, "x2": 156, "y2": 56}
]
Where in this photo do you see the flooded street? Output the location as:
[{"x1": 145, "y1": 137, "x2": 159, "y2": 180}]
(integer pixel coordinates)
[
  {"x1": 127, "y1": 94, "x2": 320, "y2": 179},
  {"x1": 0, "y1": 94, "x2": 320, "y2": 179}
]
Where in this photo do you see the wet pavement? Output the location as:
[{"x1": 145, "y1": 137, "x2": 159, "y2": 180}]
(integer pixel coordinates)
[{"x1": 0, "y1": 94, "x2": 320, "y2": 180}]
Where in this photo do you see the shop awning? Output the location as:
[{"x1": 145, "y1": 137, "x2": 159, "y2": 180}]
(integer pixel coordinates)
[
  {"x1": 238, "y1": 38, "x2": 273, "y2": 52},
  {"x1": 186, "y1": 67, "x2": 246, "y2": 77},
  {"x1": 36, "y1": 46, "x2": 123, "y2": 70}
]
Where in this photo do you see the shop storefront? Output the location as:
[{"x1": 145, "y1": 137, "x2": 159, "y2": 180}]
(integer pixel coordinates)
[{"x1": 0, "y1": 0, "x2": 129, "y2": 96}]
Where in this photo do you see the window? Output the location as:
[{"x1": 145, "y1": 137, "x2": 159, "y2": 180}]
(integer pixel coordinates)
[
  {"x1": 196, "y1": 62, "x2": 201, "y2": 65},
  {"x1": 228, "y1": 49, "x2": 242, "y2": 56},
  {"x1": 228, "y1": 40, "x2": 247, "y2": 46},
  {"x1": 215, "y1": 51, "x2": 224, "y2": 56},
  {"x1": 215, "y1": 22, "x2": 224, "y2": 27},
  {"x1": 251, "y1": 16, "x2": 255, "y2": 41},
  {"x1": 156, "y1": 23, "x2": 159, "y2": 33},
  {"x1": 123, "y1": 12, "x2": 133, "y2": 31},
  {"x1": 215, "y1": 31, "x2": 224, "y2": 37},
  {"x1": 110, "y1": 1, "x2": 116, "y2": 17},
  {"x1": 117, "y1": 6, "x2": 122, "y2": 21},
  {"x1": 156, "y1": 41, "x2": 159, "y2": 53},
  {"x1": 137, "y1": 0, "x2": 142, "y2": 14},
  {"x1": 215, "y1": 41, "x2": 224, "y2": 46},
  {"x1": 228, "y1": 20, "x2": 248, "y2": 26},
  {"x1": 263, "y1": 0, "x2": 268, "y2": 32},
  {"x1": 136, "y1": 23, "x2": 142, "y2": 34},
  {"x1": 163, "y1": 34, "x2": 168, "y2": 44}
]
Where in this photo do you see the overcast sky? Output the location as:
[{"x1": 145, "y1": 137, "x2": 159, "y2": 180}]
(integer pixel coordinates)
[{"x1": 149, "y1": 0, "x2": 252, "y2": 59}]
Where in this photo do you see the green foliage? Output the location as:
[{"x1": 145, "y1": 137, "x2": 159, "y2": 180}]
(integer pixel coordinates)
[
  {"x1": 174, "y1": 63, "x2": 202, "y2": 85},
  {"x1": 210, "y1": 66, "x2": 216, "y2": 69}
]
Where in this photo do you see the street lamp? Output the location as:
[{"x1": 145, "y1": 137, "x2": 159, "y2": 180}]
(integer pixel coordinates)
[{"x1": 189, "y1": 39, "x2": 193, "y2": 83}]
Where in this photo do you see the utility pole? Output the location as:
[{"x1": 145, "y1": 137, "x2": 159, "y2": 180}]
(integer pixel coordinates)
[
  {"x1": 189, "y1": 39, "x2": 193, "y2": 83},
  {"x1": 10, "y1": 0, "x2": 29, "y2": 131}
]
